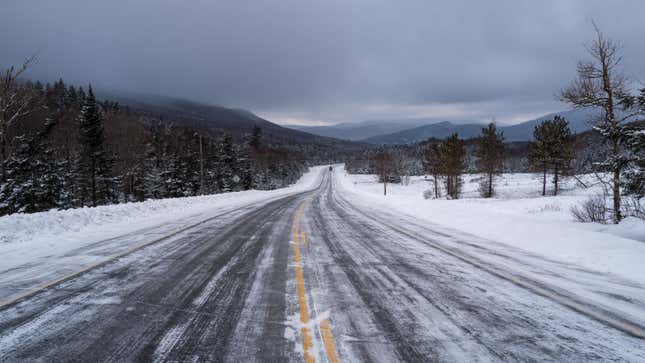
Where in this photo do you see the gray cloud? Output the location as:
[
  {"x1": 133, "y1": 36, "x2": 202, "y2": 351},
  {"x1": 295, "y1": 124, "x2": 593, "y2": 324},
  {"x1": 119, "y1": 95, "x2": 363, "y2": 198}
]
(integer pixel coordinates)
[{"x1": 1, "y1": 0, "x2": 644, "y2": 125}]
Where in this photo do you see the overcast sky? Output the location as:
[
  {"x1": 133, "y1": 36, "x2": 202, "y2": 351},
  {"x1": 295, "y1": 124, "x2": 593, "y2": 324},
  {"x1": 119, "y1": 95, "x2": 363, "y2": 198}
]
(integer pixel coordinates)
[{"x1": 1, "y1": 1, "x2": 644, "y2": 125}]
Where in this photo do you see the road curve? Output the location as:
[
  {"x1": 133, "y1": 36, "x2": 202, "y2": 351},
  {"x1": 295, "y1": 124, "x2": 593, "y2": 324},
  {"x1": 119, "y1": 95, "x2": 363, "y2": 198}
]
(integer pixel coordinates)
[{"x1": 0, "y1": 169, "x2": 644, "y2": 362}]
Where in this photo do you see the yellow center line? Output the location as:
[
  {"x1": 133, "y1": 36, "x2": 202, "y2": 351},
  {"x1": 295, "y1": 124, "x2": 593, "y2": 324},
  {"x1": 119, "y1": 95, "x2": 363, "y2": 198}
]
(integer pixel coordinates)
[
  {"x1": 320, "y1": 319, "x2": 341, "y2": 363},
  {"x1": 294, "y1": 203, "x2": 315, "y2": 363},
  {"x1": 293, "y1": 201, "x2": 341, "y2": 363}
]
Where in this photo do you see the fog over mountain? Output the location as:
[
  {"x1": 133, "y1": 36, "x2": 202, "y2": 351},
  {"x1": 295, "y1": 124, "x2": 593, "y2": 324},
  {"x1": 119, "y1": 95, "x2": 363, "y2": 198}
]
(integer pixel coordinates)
[{"x1": 1, "y1": 1, "x2": 644, "y2": 126}]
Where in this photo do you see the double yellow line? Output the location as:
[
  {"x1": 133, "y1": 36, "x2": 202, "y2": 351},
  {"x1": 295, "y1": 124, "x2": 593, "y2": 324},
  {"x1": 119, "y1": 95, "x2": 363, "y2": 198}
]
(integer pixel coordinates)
[{"x1": 293, "y1": 202, "x2": 340, "y2": 363}]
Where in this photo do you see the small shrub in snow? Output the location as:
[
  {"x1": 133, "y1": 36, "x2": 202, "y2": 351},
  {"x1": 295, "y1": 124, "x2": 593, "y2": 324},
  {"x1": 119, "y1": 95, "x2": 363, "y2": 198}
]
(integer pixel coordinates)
[
  {"x1": 423, "y1": 189, "x2": 434, "y2": 200},
  {"x1": 530, "y1": 203, "x2": 561, "y2": 213},
  {"x1": 571, "y1": 194, "x2": 608, "y2": 224},
  {"x1": 623, "y1": 196, "x2": 645, "y2": 221}
]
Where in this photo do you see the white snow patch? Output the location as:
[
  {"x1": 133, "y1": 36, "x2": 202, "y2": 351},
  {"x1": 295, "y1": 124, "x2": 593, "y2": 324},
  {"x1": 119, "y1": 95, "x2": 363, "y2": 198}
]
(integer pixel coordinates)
[
  {"x1": 337, "y1": 166, "x2": 645, "y2": 285},
  {"x1": 0, "y1": 166, "x2": 327, "y2": 302},
  {"x1": 0, "y1": 165, "x2": 325, "y2": 246}
]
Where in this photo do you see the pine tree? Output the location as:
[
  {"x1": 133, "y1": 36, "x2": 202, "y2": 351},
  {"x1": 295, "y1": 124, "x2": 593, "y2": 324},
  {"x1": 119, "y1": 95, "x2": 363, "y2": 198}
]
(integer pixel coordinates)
[
  {"x1": 622, "y1": 124, "x2": 644, "y2": 198},
  {"x1": 620, "y1": 88, "x2": 645, "y2": 198},
  {"x1": 529, "y1": 117, "x2": 574, "y2": 196},
  {"x1": 239, "y1": 143, "x2": 254, "y2": 190},
  {"x1": 476, "y1": 123, "x2": 505, "y2": 198},
  {"x1": 77, "y1": 86, "x2": 86, "y2": 102},
  {"x1": 0, "y1": 119, "x2": 66, "y2": 214},
  {"x1": 548, "y1": 116, "x2": 575, "y2": 196},
  {"x1": 76, "y1": 85, "x2": 113, "y2": 207},
  {"x1": 175, "y1": 128, "x2": 199, "y2": 196},
  {"x1": 65, "y1": 85, "x2": 78, "y2": 107},
  {"x1": 422, "y1": 141, "x2": 442, "y2": 198},
  {"x1": 0, "y1": 135, "x2": 36, "y2": 214},
  {"x1": 219, "y1": 134, "x2": 237, "y2": 192},
  {"x1": 529, "y1": 121, "x2": 552, "y2": 196},
  {"x1": 439, "y1": 134, "x2": 466, "y2": 199},
  {"x1": 250, "y1": 125, "x2": 262, "y2": 151},
  {"x1": 143, "y1": 123, "x2": 166, "y2": 199}
]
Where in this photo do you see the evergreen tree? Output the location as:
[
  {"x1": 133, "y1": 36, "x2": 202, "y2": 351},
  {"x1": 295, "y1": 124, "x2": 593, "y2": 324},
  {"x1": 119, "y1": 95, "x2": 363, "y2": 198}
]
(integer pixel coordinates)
[
  {"x1": 250, "y1": 125, "x2": 262, "y2": 151},
  {"x1": 529, "y1": 121, "x2": 551, "y2": 196},
  {"x1": 476, "y1": 123, "x2": 505, "y2": 198},
  {"x1": 219, "y1": 134, "x2": 237, "y2": 192},
  {"x1": 620, "y1": 88, "x2": 645, "y2": 198},
  {"x1": 0, "y1": 135, "x2": 38, "y2": 214},
  {"x1": 622, "y1": 124, "x2": 644, "y2": 198},
  {"x1": 422, "y1": 142, "x2": 442, "y2": 198},
  {"x1": 65, "y1": 85, "x2": 78, "y2": 107},
  {"x1": 548, "y1": 117, "x2": 575, "y2": 196},
  {"x1": 34, "y1": 81, "x2": 44, "y2": 94},
  {"x1": 239, "y1": 143, "x2": 254, "y2": 190},
  {"x1": 439, "y1": 133, "x2": 466, "y2": 199},
  {"x1": 175, "y1": 128, "x2": 199, "y2": 196},
  {"x1": 143, "y1": 123, "x2": 166, "y2": 199},
  {"x1": 0, "y1": 118, "x2": 66, "y2": 213},
  {"x1": 76, "y1": 85, "x2": 113, "y2": 207},
  {"x1": 77, "y1": 86, "x2": 86, "y2": 102},
  {"x1": 529, "y1": 117, "x2": 574, "y2": 196}
]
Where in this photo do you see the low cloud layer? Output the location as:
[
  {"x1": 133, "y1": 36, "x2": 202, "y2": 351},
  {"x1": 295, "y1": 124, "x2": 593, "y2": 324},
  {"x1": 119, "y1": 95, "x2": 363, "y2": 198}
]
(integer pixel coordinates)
[{"x1": 1, "y1": 1, "x2": 644, "y2": 124}]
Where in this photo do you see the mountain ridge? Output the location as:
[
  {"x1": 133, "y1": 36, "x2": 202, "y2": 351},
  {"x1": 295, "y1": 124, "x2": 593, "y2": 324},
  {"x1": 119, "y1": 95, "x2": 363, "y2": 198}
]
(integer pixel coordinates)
[
  {"x1": 363, "y1": 109, "x2": 600, "y2": 144},
  {"x1": 102, "y1": 92, "x2": 357, "y2": 146},
  {"x1": 291, "y1": 109, "x2": 604, "y2": 144}
]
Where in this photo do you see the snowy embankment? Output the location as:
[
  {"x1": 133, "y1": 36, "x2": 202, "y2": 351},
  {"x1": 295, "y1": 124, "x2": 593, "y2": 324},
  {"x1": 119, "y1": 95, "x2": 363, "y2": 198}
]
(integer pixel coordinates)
[
  {"x1": 336, "y1": 166, "x2": 645, "y2": 285},
  {"x1": 0, "y1": 166, "x2": 325, "y2": 284}
]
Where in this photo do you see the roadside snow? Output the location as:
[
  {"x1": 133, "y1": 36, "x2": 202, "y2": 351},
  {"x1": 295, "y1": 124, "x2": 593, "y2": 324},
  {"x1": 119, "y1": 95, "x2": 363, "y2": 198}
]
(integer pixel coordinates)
[
  {"x1": 336, "y1": 166, "x2": 645, "y2": 285},
  {"x1": 0, "y1": 166, "x2": 326, "y2": 301},
  {"x1": 1, "y1": 166, "x2": 324, "y2": 247}
]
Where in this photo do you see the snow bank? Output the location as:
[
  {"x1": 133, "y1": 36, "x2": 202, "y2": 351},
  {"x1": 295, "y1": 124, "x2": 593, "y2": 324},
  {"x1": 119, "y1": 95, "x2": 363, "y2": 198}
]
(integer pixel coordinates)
[
  {"x1": 337, "y1": 166, "x2": 645, "y2": 284},
  {"x1": 0, "y1": 166, "x2": 325, "y2": 261}
]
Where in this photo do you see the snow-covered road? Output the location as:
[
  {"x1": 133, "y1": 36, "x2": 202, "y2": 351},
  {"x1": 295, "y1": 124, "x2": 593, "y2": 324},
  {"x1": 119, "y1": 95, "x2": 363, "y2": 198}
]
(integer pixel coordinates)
[{"x1": 0, "y1": 167, "x2": 644, "y2": 362}]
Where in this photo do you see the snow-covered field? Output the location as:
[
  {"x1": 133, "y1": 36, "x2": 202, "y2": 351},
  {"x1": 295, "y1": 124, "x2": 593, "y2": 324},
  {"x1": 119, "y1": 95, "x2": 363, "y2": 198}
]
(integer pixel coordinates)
[
  {"x1": 0, "y1": 166, "x2": 326, "y2": 303},
  {"x1": 337, "y1": 166, "x2": 645, "y2": 285}
]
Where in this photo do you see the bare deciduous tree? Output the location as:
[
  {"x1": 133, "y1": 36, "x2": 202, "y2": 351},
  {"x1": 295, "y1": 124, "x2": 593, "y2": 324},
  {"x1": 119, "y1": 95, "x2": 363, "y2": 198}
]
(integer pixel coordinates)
[
  {"x1": 560, "y1": 23, "x2": 639, "y2": 223},
  {"x1": 374, "y1": 150, "x2": 394, "y2": 195},
  {"x1": 0, "y1": 56, "x2": 36, "y2": 182}
]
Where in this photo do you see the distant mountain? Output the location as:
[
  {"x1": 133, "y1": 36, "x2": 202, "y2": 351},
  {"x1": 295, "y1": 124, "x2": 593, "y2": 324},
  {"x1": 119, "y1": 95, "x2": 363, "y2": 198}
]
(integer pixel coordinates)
[
  {"x1": 290, "y1": 118, "x2": 443, "y2": 140},
  {"x1": 362, "y1": 109, "x2": 603, "y2": 144},
  {"x1": 104, "y1": 92, "x2": 352, "y2": 145},
  {"x1": 363, "y1": 121, "x2": 483, "y2": 144}
]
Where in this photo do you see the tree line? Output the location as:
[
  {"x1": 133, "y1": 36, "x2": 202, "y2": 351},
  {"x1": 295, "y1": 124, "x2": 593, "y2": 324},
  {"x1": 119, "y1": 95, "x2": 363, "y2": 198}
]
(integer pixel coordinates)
[
  {"x1": 373, "y1": 107, "x2": 640, "y2": 209},
  {"x1": 355, "y1": 25, "x2": 644, "y2": 224},
  {"x1": 0, "y1": 69, "x2": 309, "y2": 215}
]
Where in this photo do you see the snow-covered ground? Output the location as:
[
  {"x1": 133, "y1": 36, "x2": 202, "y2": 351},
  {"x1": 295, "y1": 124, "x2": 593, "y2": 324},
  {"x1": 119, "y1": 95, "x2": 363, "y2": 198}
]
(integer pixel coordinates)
[
  {"x1": 337, "y1": 166, "x2": 645, "y2": 286},
  {"x1": 0, "y1": 166, "x2": 326, "y2": 303}
]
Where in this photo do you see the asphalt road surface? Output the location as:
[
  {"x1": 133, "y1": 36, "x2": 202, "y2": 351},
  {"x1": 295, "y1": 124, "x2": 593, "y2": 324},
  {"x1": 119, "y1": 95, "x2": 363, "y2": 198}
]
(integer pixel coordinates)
[{"x1": 1, "y1": 169, "x2": 644, "y2": 362}]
